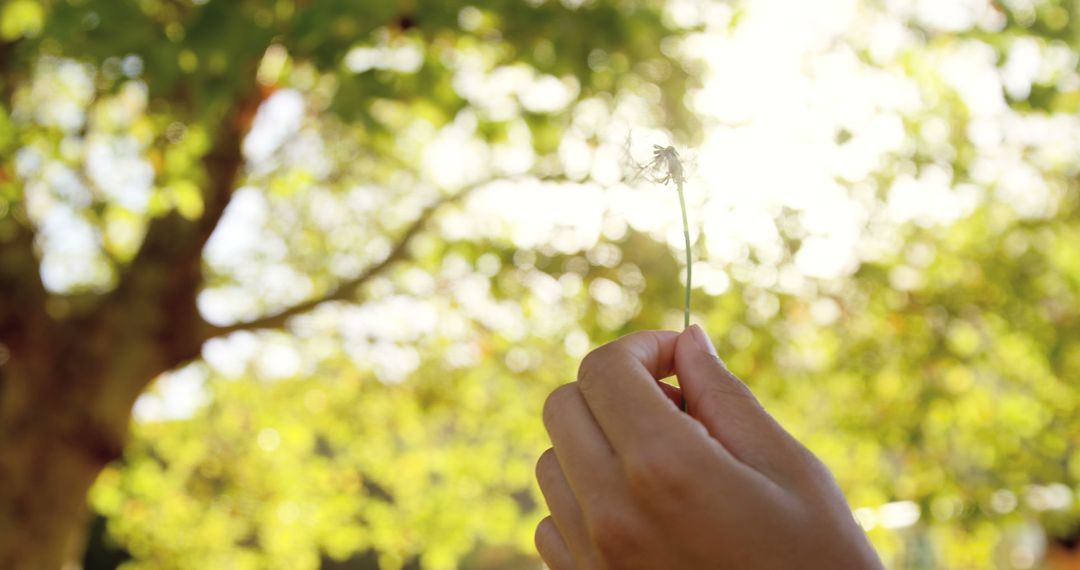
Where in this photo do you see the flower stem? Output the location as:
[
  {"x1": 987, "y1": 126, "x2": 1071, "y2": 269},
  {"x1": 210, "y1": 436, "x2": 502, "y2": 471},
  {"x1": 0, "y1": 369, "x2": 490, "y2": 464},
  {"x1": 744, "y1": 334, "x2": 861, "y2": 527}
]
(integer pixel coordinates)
[{"x1": 676, "y1": 180, "x2": 691, "y2": 331}]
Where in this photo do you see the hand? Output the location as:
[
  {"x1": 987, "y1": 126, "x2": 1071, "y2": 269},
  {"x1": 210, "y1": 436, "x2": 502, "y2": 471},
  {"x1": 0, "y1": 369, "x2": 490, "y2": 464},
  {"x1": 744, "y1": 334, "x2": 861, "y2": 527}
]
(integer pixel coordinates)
[{"x1": 534, "y1": 326, "x2": 883, "y2": 569}]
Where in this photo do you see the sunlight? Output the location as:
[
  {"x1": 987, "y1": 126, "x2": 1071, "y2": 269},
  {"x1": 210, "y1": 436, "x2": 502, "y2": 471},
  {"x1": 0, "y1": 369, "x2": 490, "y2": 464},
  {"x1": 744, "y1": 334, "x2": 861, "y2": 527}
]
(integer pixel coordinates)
[{"x1": 136, "y1": 0, "x2": 1080, "y2": 420}]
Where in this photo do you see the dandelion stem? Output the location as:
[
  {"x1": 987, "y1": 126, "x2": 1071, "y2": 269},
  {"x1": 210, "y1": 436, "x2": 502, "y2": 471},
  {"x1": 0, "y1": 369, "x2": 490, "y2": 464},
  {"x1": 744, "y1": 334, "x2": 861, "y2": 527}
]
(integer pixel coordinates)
[{"x1": 676, "y1": 179, "x2": 691, "y2": 331}]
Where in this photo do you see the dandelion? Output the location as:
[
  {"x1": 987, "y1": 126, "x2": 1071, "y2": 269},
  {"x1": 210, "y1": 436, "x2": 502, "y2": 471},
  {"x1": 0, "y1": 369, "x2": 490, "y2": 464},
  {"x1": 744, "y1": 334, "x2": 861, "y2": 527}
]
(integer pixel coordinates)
[{"x1": 629, "y1": 140, "x2": 693, "y2": 331}]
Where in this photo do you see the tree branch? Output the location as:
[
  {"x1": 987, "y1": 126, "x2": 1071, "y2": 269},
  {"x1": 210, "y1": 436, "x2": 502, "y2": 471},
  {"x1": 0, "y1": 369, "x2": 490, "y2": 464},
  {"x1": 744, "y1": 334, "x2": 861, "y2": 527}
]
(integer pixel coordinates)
[
  {"x1": 107, "y1": 89, "x2": 262, "y2": 372},
  {"x1": 0, "y1": 39, "x2": 18, "y2": 108},
  {"x1": 203, "y1": 187, "x2": 474, "y2": 339},
  {"x1": 196, "y1": 91, "x2": 262, "y2": 248},
  {"x1": 122, "y1": 93, "x2": 257, "y2": 282},
  {"x1": 0, "y1": 217, "x2": 49, "y2": 351},
  {"x1": 0, "y1": 39, "x2": 47, "y2": 351}
]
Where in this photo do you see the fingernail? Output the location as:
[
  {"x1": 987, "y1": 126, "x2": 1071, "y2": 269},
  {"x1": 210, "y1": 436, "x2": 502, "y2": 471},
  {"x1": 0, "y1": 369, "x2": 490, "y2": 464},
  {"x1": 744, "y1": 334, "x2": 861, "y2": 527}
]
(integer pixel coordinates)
[{"x1": 688, "y1": 324, "x2": 718, "y2": 358}]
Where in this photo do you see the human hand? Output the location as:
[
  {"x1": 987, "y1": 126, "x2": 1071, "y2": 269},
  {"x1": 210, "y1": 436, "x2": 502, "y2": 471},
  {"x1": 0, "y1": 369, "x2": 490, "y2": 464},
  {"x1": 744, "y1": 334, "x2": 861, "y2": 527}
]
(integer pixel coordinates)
[{"x1": 535, "y1": 326, "x2": 883, "y2": 569}]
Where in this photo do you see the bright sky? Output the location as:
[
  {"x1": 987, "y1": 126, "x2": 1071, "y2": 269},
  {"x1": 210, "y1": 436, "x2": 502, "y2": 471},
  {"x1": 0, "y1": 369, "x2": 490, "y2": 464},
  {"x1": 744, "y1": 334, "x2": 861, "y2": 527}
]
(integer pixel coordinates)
[{"x1": 14, "y1": 0, "x2": 1075, "y2": 420}]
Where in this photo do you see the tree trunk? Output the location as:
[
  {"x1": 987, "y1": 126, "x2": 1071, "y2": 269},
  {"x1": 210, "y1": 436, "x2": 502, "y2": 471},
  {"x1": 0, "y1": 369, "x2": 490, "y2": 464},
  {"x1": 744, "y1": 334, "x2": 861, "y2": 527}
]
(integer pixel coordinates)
[
  {"x1": 0, "y1": 331, "x2": 132, "y2": 570},
  {"x1": 0, "y1": 420, "x2": 105, "y2": 570},
  {"x1": 0, "y1": 289, "x2": 139, "y2": 570},
  {"x1": 0, "y1": 69, "x2": 454, "y2": 565},
  {"x1": 0, "y1": 44, "x2": 255, "y2": 567}
]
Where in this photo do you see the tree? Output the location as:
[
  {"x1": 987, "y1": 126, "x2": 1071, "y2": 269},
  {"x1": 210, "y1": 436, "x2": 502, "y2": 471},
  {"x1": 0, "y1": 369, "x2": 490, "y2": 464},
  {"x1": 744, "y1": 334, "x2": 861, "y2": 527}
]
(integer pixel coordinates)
[
  {"x1": 0, "y1": 0, "x2": 697, "y2": 567},
  {"x1": 8, "y1": 0, "x2": 1080, "y2": 568}
]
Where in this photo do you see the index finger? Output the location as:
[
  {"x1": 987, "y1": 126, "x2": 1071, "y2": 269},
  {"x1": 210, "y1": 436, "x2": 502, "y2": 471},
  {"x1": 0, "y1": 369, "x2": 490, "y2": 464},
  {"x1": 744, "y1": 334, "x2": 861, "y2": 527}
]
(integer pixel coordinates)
[{"x1": 576, "y1": 330, "x2": 696, "y2": 456}]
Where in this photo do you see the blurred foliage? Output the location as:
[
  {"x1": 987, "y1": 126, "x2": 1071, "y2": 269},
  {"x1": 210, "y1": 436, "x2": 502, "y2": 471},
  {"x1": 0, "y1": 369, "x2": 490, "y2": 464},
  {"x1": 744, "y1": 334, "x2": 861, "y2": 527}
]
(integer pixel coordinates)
[
  {"x1": 683, "y1": 1, "x2": 1080, "y2": 568},
  {"x1": 4, "y1": 0, "x2": 1080, "y2": 569},
  {"x1": 0, "y1": 0, "x2": 697, "y2": 568}
]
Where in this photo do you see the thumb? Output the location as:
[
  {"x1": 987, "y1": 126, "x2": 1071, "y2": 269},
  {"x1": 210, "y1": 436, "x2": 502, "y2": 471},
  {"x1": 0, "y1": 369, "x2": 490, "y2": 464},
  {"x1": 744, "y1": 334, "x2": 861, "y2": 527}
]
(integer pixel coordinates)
[{"x1": 675, "y1": 325, "x2": 797, "y2": 481}]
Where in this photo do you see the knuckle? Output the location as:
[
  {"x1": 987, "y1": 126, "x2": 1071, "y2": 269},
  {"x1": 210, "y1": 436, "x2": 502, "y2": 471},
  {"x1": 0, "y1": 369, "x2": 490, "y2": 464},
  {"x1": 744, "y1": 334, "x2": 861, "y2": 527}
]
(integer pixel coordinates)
[
  {"x1": 624, "y1": 450, "x2": 693, "y2": 502},
  {"x1": 577, "y1": 343, "x2": 623, "y2": 389},
  {"x1": 588, "y1": 509, "x2": 644, "y2": 565},
  {"x1": 542, "y1": 383, "x2": 580, "y2": 428}
]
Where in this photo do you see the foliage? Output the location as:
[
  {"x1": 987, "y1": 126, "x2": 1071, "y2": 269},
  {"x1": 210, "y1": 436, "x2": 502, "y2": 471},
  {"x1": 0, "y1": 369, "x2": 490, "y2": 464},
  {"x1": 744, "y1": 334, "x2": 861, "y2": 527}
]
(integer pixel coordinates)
[
  {"x1": 0, "y1": 0, "x2": 697, "y2": 568},
  {"x1": 3, "y1": 0, "x2": 1080, "y2": 569},
  {"x1": 681, "y1": 2, "x2": 1080, "y2": 567}
]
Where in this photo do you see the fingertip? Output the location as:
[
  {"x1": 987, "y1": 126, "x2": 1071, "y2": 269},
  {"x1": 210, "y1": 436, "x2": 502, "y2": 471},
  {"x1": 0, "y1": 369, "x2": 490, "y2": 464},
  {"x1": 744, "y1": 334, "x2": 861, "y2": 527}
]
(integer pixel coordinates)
[
  {"x1": 677, "y1": 325, "x2": 725, "y2": 366},
  {"x1": 580, "y1": 330, "x2": 682, "y2": 384},
  {"x1": 674, "y1": 326, "x2": 703, "y2": 371},
  {"x1": 674, "y1": 325, "x2": 733, "y2": 410},
  {"x1": 634, "y1": 329, "x2": 682, "y2": 379},
  {"x1": 689, "y1": 324, "x2": 719, "y2": 357},
  {"x1": 535, "y1": 516, "x2": 576, "y2": 570},
  {"x1": 574, "y1": 330, "x2": 696, "y2": 453}
]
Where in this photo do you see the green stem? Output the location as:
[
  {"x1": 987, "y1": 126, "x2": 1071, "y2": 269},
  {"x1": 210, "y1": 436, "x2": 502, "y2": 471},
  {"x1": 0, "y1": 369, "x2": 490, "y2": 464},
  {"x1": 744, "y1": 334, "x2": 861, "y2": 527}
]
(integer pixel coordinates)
[
  {"x1": 676, "y1": 180, "x2": 691, "y2": 413},
  {"x1": 676, "y1": 180, "x2": 691, "y2": 330}
]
